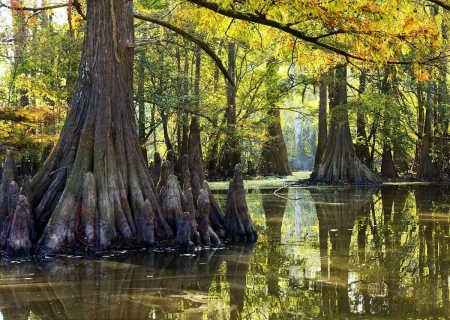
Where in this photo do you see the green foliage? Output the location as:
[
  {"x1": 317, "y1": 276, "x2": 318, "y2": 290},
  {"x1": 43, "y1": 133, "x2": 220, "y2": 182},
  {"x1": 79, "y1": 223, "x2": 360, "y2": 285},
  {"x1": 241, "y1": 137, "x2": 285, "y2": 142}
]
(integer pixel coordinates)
[{"x1": 0, "y1": 6, "x2": 82, "y2": 159}]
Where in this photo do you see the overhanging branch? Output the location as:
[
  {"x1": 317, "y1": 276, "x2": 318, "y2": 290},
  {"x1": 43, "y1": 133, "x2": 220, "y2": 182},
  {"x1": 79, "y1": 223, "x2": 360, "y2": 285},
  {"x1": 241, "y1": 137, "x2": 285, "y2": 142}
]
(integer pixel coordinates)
[
  {"x1": 134, "y1": 12, "x2": 235, "y2": 87},
  {"x1": 427, "y1": 0, "x2": 450, "y2": 10},
  {"x1": 0, "y1": 1, "x2": 67, "y2": 12},
  {"x1": 184, "y1": 0, "x2": 446, "y2": 66},
  {"x1": 184, "y1": 0, "x2": 363, "y2": 61}
]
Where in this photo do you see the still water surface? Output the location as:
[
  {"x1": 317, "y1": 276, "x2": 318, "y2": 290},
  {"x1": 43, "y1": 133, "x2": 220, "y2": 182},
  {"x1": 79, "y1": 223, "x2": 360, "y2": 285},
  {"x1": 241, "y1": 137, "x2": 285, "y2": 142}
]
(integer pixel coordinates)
[{"x1": 0, "y1": 184, "x2": 449, "y2": 319}]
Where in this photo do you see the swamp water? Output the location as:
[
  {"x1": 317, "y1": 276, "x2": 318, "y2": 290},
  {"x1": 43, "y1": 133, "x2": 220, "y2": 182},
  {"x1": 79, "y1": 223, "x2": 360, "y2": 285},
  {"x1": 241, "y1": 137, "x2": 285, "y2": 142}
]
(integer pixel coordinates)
[{"x1": 0, "y1": 184, "x2": 450, "y2": 319}]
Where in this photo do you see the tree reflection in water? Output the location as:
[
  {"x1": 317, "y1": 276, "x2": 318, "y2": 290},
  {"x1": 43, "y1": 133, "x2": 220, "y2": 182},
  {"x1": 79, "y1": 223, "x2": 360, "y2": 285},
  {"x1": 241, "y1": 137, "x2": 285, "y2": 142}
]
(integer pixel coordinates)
[{"x1": 1, "y1": 185, "x2": 450, "y2": 319}]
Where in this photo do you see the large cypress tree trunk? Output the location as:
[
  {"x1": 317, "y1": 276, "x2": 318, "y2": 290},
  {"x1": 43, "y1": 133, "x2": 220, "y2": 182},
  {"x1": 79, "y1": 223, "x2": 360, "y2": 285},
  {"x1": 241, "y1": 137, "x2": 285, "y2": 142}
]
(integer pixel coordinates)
[
  {"x1": 257, "y1": 108, "x2": 291, "y2": 176},
  {"x1": 311, "y1": 65, "x2": 380, "y2": 184},
  {"x1": 30, "y1": 0, "x2": 172, "y2": 254}
]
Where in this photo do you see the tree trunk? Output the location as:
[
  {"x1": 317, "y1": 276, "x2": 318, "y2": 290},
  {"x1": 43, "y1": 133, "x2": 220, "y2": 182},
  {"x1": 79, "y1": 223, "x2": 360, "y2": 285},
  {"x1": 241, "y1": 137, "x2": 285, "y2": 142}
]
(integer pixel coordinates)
[
  {"x1": 6, "y1": 195, "x2": 32, "y2": 257},
  {"x1": 417, "y1": 90, "x2": 437, "y2": 180},
  {"x1": 178, "y1": 39, "x2": 190, "y2": 160},
  {"x1": 257, "y1": 59, "x2": 292, "y2": 176},
  {"x1": 0, "y1": 151, "x2": 18, "y2": 244},
  {"x1": 314, "y1": 73, "x2": 328, "y2": 170},
  {"x1": 222, "y1": 42, "x2": 240, "y2": 177},
  {"x1": 137, "y1": 49, "x2": 148, "y2": 161},
  {"x1": 355, "y1": 71, "x2": 371, "y2": 168},
  {"x1": 224, "y1": 164, "x2": 257, "y2": 242},
  {"x1": 380, "y1": 66, "x2": 398, "y2": 179},
  {"x1": 311, "y1": 65, "x2": 380, "y2": 184},
  {"x1": 381, "y1": 143, "x2": 398, "y2": 178},
  {"x1": 257, "y1": 108, "x2": 291, "y2": 176},
  {"x1": 30, "y1": 0, "x2": 172, "y2": 254}
]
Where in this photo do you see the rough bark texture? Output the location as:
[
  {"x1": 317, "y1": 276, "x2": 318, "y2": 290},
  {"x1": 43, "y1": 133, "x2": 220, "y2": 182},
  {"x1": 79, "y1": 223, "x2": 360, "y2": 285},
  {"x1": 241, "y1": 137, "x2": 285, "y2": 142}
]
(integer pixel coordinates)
[
  {"x1": 1, "y1": 1, "x2": 256, "y2": 257},
  {"x1": 166, "y1": 150, "x2": 176, "y2": 175},
  {"x1": 81, "y1": 172, "x2": 96, "y2": 246},
  {"x1": 149, "y1": 151, "x2": 162, "y2": 186},
  {"x1": 0, "y1": 153, "x2": 16, "y2": 212},
  {"x1": 188, "y1": 116, "x2": 206, "y2": 183},
  {"x1": 311, "y1": 65, "x2": 381, "y2": 185},
  {"x1": 6, "y1": 195, "x2": 31, "y2": 257},
  {"x1": 156, "y1": 160, "x2": 170, "y2": 196},
  {"x1": 0, "y1": 152, "x2": 18, "y2": 247},
  {"x1": 30, "y1": 0, "x2": 172, "y2": 254},
  {"x1": 381, "y1": 143, "x2": 398, "y2": 179},
  {"x1": 180, "y1": 154, "x2": 189, "y2": 189},
  {"x1": 224, "y1": 164, "x2": 257, "y2": 242},
  {"x1": 197, "y1": 187, "x2": 221, "y2": 247},
  {"x1": 257, "y1": 108, "x2": 292, "y2": 176}
]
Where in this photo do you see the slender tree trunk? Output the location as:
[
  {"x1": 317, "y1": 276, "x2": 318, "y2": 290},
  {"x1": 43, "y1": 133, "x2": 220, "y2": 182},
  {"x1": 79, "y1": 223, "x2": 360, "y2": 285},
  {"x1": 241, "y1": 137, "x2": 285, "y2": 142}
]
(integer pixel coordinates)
[
  {"x1": 380, "y1": 66, "x2": 398, "y2": 179},
  {"x1": 311, "y1": 65, "x2": 380, "y2": 184},
  {"x1": 137, "y1": 49, "x2": 147, "y2": 162},
  {"x1": 179, "y1": 40, "x2": 190, "y2": 159},
  {"x1": 417, "y1": 90, "x2": 437, "y2": 180},
  {"x1": 222, "y1": 42, "x2": 240, "y2": 177},
  {"x1": 355, "y1": 71, "x2": 371, "y2": 168},
  {"x1": 413, "y1": 85, "x2": 425, "y2": 172},
  {"x1": 30, "y1": 0, "x2": 172, "y2": 254},
  {"x1": 194, "y1": 45, "x2": 201, "y2": 112},
  {"x1": 314, "y1": 73, "x2": 328, "y2": 170}
]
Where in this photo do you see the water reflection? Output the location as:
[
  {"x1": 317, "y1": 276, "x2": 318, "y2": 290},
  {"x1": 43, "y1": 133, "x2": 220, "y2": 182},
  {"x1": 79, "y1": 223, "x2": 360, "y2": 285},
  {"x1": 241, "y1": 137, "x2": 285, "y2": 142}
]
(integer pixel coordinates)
[{"x1": 2, "y1": 185, "x2": 450, "y2": 319}]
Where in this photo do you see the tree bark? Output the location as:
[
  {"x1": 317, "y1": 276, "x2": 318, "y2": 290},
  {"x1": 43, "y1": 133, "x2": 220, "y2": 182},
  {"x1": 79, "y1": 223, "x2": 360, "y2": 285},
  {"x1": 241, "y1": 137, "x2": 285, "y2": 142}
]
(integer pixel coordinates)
[
  {"x1": 311, "y1": 65, "x2": 380, "y2": 184},
  {"x1": 417, "y1": 90, "x2": 437, "y2": 179},
  {"x1": 257, "y1": 108, "x2": 292, "y2": 176},
  {"x1": 224, "y1": 164, "x2": 257, "y2": 242},
  {"x1": 30, "y1": 0, "x2": 172, "y2": 254},
  {"x1": 0, "y1": 151, "x2": 18, "y2": 245},
  {"x1": 380, "y1": 66, "x2": 398, "y2": 179},
  {"x1": 355, "y1": 71, "x2": 371, "y2": 168},
  {"x1": 314, "y1": 73, "x2": 328, "y2": 170},
  {"x1": 6, "y1": 195, "x2": 32, "y2": 257},
  {"x1": 222, "y1": 42, "x2": 240, "y2": 177}
]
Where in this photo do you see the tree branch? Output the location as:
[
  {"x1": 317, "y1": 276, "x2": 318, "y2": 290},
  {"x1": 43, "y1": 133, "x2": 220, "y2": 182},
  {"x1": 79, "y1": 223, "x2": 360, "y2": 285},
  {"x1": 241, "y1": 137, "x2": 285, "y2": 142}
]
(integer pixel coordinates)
[
  {"x1": 184, "y1": 0, "x2": 365, "y2": 61},
  {"x1": 0, "y1": 1, "x2": 67, "y2": 12},
  {"x1": 185, "y1": 0, "x2": 445, "y2": 65},
  {"x1": 0, "y1": 1, "x2": 86, "y2": 19},
  {"x1": 134, "y1": 12, "x2": 235, "y2": 87},
  {"x1": 427, "y1": 0, "x2": 450, "y2": 10}
]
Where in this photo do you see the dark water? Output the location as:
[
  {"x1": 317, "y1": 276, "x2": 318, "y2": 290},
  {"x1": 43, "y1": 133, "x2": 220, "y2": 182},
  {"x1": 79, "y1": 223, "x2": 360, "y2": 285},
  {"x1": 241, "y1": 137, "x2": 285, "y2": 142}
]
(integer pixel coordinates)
[{"x1": 1, "y1": 184, "x2": 450, "y2": 319}]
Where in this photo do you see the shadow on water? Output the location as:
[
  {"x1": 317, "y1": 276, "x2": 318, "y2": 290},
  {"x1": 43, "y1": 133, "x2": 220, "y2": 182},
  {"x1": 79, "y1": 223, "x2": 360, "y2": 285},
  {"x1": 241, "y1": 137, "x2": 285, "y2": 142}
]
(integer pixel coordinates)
[{"x1": 3, "y1": 185, "x2": 450, "y2": 319}]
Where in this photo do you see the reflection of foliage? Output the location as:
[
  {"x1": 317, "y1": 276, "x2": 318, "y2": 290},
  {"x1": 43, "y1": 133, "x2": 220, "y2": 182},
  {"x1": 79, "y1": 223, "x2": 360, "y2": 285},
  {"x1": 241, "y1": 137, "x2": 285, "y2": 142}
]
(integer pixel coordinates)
[
  {"x1": 206, "y1": 261, "x2": 230, "y2": 319},
  {"x1": 2, "y1": 186, "x2": 450, "y2": 318}
]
